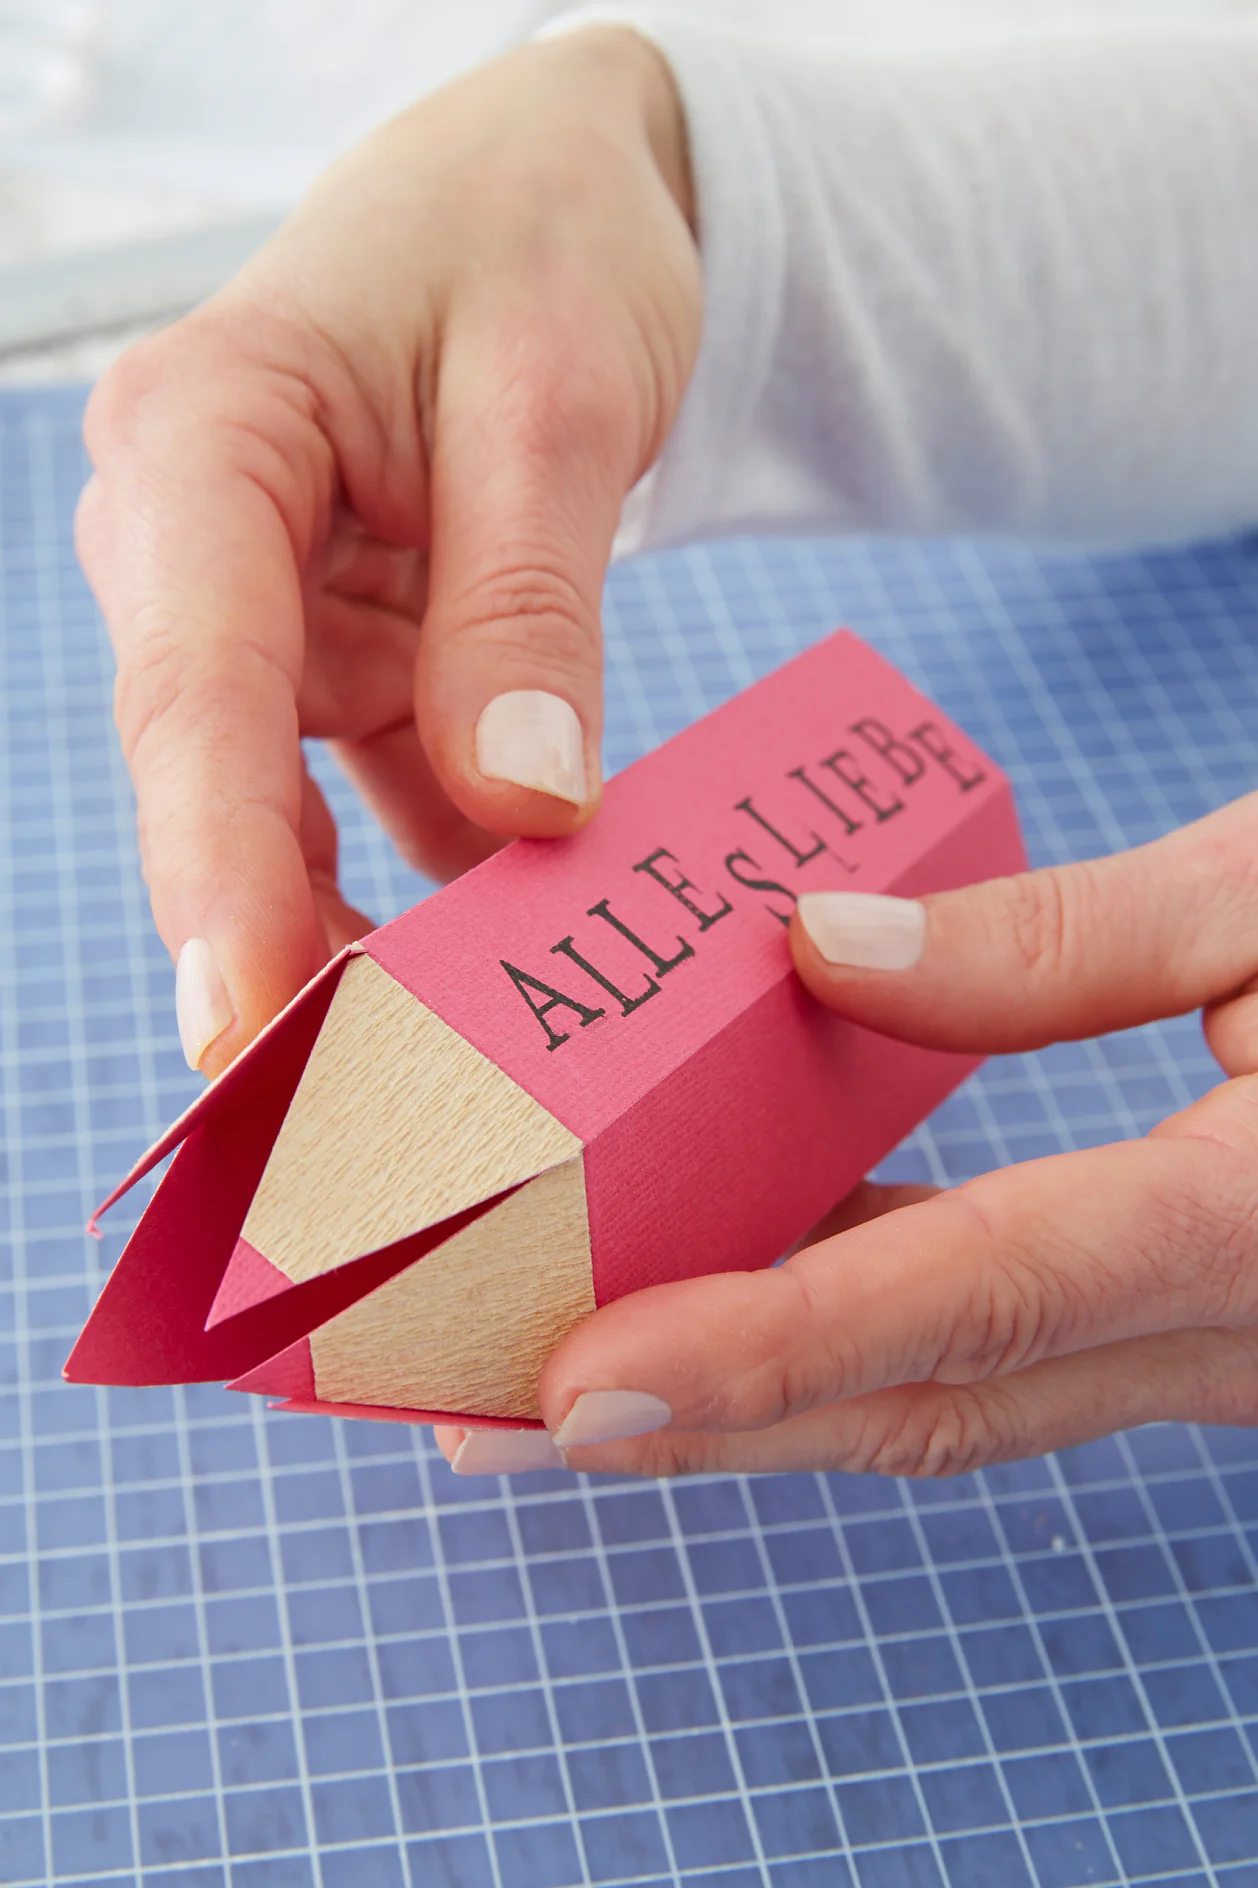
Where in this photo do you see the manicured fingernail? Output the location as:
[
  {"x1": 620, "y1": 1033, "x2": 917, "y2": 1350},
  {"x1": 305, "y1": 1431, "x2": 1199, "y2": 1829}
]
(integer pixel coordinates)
[
  {"x1": 475, "y1": 690, "x2": 588, "y2": 805},
  {"x1": 796, "y1": 892, "x2": 926, "y2": 971},
  {"x1": 175, "y1": 938, "x2": 235, "y2": 1070},
  {"x1": 451, "y1": 1428, "x2": 566, "y2": 1475},
  {"x1": 553, "y1": 1391, "x2": 672, "y2": 1449}
]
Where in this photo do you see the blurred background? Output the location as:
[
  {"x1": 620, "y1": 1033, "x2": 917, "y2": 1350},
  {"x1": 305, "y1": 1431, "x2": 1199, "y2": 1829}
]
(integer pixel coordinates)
[{"x1": 1, "y1": 0, "x2": 1255, "y2": 384}]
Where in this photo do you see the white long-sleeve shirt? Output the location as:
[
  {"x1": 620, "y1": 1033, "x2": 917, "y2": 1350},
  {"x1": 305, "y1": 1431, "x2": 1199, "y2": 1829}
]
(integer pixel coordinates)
[{"x1": 550, "y1": 11, "x2": 1258, "y2": 553}]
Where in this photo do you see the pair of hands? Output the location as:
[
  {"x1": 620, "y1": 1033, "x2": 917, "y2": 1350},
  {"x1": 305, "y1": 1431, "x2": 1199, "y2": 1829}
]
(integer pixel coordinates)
[{"x1": 77, "y1": 28, "x2": 1258, "y2": 1478}]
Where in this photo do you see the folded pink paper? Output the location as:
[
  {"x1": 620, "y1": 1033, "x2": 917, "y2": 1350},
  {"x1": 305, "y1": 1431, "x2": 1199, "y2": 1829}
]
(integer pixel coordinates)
[{"x1": 66, "y1": 631, "x2": 1026, "y2": 1428}]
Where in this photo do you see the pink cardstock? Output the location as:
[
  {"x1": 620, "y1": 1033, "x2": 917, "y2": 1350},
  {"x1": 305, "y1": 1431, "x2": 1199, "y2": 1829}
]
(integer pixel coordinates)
[{"x1": 67, "y1": 631, "x2": 1027, "y2": 1426}]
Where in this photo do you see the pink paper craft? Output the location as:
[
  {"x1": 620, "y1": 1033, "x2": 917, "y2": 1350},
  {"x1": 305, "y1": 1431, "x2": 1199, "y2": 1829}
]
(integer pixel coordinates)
[{"x1": 66, "y1": 630, "x2": 1027, "y2": 1429}]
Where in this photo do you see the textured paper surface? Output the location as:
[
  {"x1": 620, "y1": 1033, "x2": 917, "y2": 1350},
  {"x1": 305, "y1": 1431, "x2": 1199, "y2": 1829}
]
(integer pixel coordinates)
[
  {"x1": 367, "y1": 632, "x2": 1010, "y2": 1147},
  {"x1": 365, "y1": 632, "x2": 1023, "y2": 1312},
  {"x1": 585, "y1": 781, "x2": 1017, "y2": 1304}
]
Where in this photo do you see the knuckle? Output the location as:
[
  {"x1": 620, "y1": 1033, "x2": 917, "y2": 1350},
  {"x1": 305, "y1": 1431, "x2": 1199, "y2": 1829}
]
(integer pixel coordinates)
[
  {"x1": 1188, "y1": 801, "x2": 1258, "y2": 913},
  {"x1": 112, "y1": 614, "x2": 188, "y2": 764},
  {"x1": 83, "y1": 317, "x2": 237, "y2": 462},
  {"x1": 1004, "y1": 866, "x2": 1074, "y2": 988},
  {"x1": 622, "y1": 1429, "x2": 707, "y2": 1479},
  {"x1": 83, "y1": 334, "x2": 174, "y2": 458},
  {"x1": 867, "y1": 1387, "x2": 1006, "y2": 1479},
  {"x1": 953, "y1": 1271, "x2": 1039, "y2": 1379},
  {"x1": 497, "y1": 320, "x2": 639, "y2": 466},
  {"x1": 446, "y1": 559, "x2": 601, "y2": 673},
  {"x1": 766, "y1": 1265, "x2": 850, "y2": 1420},
  {"x1": 73, "y1": 476, "x2": 108, "y2": 581},
  {"x1": 84, "y1": 304, "x2": 318, "y2": 484},
  {"x1": 963, "y1": 1256, "x2": 1080, "y2": 1378},
  {"x1": 113, "y1": 613, "x2": 288, "y2": 780},
  {"x1": 930, "y1": 1191, "x2": 1069, "y2": 1381},
  {"x1": 1170, "y1": 1194, "x2": 1252, "y2": 1318},
  {"x1": 1149, "y1": 1097, "x2": 1258, "y2": 1316}
]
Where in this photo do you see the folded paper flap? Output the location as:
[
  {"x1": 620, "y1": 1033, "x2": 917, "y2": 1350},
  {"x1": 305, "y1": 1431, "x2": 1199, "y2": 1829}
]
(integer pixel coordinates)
[
  {"x1": 67, "y1": 949, "x2": 361, "y2": 1388},
  {"x1": 67, "y1": 1153, "x2": 522, "y2": 1388},
  {"x1": 368, "y1": 632, "x2": 1005, "y2": 1145},
  {"x1": 88, "y1": 947, "x2": 359, "y2": 1232}
]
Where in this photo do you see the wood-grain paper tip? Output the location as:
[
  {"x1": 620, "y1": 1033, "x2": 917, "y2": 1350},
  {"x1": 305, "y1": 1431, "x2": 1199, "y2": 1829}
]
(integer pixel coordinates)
[{"x1": 66, "y1": 633, "x2": 1026, "y2": 1430}]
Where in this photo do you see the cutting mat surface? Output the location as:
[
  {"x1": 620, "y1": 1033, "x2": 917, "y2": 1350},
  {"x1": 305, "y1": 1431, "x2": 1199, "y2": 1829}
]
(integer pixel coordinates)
[{"x1": 2, "y1": 385, "x2": 1258, "y2": 1886}]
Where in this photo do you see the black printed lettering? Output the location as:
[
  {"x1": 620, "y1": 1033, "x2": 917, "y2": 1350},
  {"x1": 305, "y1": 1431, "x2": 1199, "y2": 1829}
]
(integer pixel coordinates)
[
  {"x1": 787, "y1": 764, "x2": 863, "y2": 838},
  {"x1": 911, "y1": 720, "x2": 987, "y2": 792},
  {"x1": 852, "y1": 716, "x2": 926, "y2": 787},
  {"x1": 587, "y1": 899, "x2": 694, "y2": 976},
  {"x1": 723, "y1": 850, "x2": 795, "y2": 926},
  {"x1": 550, "y1": 937, "x2": 659, "y2": 1017},
  {"x1": 819, "y1": 748, "x2": 904, "y2": 824},
  {"x1": 633, "y1": 847, "x2": 733, "y2": 931},
  {"x1": 500, "y1": 961, "x2": 606, "y2": 1051},
  {"x1": 734, "y1": 796, "x2": 827, "y2": 867}
]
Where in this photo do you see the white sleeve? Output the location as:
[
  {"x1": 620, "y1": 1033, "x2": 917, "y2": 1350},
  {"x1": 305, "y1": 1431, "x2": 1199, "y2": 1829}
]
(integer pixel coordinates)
[{"x1": 547, "y1": 11, "x2": 1258, "y2": 553}]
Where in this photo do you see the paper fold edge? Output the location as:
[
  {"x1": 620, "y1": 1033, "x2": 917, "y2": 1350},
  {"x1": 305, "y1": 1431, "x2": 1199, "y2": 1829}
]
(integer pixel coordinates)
[{"x1": 88, "y1": 945, "x2": 363, "y2": 1233}]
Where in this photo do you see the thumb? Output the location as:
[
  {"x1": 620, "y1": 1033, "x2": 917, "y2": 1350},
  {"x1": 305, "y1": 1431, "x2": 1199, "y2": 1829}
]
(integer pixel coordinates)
[
  {"x1": 415, "y1": 306, "x2": 649, "y2": 841},
  {"x1": 789, "y1": 791, "x2": 1258, "y2": 1057}
]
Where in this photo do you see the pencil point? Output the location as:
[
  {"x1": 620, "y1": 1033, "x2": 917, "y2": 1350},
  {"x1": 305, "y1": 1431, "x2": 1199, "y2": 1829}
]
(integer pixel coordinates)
[{"x1": 237, "y1": 953, "x2": 580, "y2": 1291}]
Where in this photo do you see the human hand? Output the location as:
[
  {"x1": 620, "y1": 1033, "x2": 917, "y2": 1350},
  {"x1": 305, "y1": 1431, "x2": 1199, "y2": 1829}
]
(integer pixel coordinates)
[
  {"x1": 76, "y1": 27, "x2": 699, "y2": 1076},
  {"x1": 440, "y1": 792, "x2": 1258, "y2": 1476}
]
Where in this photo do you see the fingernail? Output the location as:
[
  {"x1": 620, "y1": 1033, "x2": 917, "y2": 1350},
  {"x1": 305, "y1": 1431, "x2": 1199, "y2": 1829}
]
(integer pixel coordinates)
[
  {"x1": 451, "y1": 1428, "x2": 566, "y2": 1475},
  {"x1": 553, "y1": 1390, "x2": 672, "y2": 1449},
  {"x1": 475, "y1": 690, "x2": 588, "y2": 805},
  {"x1": 796, "y1": 891, "x2": 926, "y2": 971},
  {"x1": 175, "y1": 938, "x2": 235, "y2": 1070}
]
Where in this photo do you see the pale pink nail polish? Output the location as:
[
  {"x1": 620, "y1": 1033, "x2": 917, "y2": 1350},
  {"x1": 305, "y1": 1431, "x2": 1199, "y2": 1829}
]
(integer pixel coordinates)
[
  {"x1": 796, "y1": 892, "x2": 926, "y2": 971},
  {"x1": 175, "y1": 938, "x2": 234, "y2": 1070},
  {"x1": 450, "y1": 1428, "x2": 566, "y2": 1475},
  {"x1": 553, "y1": 1391, "x2": 672, "y2": 1449},
  {"x1": 475, "y1": 691, "x2": 588, "y2": 805}
]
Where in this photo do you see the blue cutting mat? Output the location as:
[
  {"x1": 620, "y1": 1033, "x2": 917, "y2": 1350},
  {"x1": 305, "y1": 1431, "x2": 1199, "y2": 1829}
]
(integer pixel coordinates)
[{"x1": 2, "y1": 384, "x2": 1258, "y2": 1888}]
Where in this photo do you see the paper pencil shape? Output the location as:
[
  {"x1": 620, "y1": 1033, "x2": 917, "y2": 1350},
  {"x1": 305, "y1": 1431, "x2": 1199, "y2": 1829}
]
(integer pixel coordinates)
[{"x1": 66, "y1": 631, "x2": 1027, "y2": 1429}]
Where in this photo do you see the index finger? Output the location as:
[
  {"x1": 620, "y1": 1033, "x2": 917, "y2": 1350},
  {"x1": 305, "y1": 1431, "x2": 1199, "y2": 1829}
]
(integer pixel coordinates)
[
  {"x1": 79, "y1": 321, "x2": 332, "y2": 1073},
  {"x1": 790, "y1": 791, "x2": 1258, "y2": 1057}
]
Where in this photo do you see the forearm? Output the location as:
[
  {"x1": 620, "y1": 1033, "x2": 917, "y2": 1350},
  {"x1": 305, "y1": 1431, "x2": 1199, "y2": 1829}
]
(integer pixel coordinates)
[{"x1": 555, "y1": 12, "x2": 1258, "y2": 551}]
